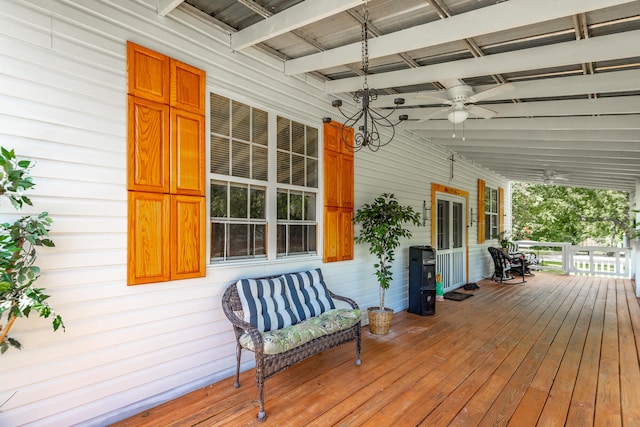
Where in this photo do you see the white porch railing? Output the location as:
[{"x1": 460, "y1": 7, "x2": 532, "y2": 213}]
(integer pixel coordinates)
[{"x1": 514, "y1": 241, "x2": 630, "y2": 278}]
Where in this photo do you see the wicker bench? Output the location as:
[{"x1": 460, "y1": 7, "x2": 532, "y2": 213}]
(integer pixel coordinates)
[{"x1": 222, "y1": 268, "x2": 361, "y2": 421}]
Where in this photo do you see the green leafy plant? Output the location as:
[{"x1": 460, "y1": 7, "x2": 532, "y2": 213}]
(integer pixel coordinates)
[
  {"x1": 0, "y1": 147, "x2": 64, "y2": 354},
  {"x1": 354, "y1": 193, "x2": 420, "y2": 310},
  {"x1": 493, "y1": 231, "x2": 512, "y2": 248}
]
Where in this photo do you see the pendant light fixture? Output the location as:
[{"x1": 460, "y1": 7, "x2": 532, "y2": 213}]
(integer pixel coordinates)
[{"x1": 323, "y1": 1, "x2": 407, "y2": 152}]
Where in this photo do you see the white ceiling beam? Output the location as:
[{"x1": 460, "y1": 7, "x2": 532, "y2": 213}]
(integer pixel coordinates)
[
  {"x1": 403, "y1": 96, "x2": 640, "y2": 121},
  {"x1": 157, "y1": 0, "x2": 184, "y2": 16},
  {"x1": 285, "y1": 0, "x2": 638, "y2": 75},
  {"x1": 379, "y1": 70, "x2": 640, "y2": 106},
  {"x1": 418, "y1": 129, "x2": 640, "y2": 142},
  {"x1": 404, "y1": 115, "x2": 640, "y2": 131},
  {"x1": 230, "y1": 0, "x2": 363, "y2": 51},
  {"x1": 460, "y1": 152, "x2": 633, "y2": 167},
  {"x1": 430, "y1": 138, "x2": 640, "y2": 152},
  {"x1": 325, "y1": 30, "x2": 640, "y2": 94}
]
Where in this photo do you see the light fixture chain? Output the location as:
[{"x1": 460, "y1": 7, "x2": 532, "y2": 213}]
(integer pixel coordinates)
[{"x1": 361, "y1": 1, "x2": 369, "y2": 88}]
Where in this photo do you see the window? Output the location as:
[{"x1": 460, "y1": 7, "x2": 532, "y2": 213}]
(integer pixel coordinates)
[
  {"x1": 485, "y1": 186, "x2": 499, "y2": 240},
  {"x1": 209, "y1": 93, "x2": 318, "y2": 262}
]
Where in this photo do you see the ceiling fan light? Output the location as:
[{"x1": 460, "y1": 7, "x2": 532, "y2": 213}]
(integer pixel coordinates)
[{"x1": 448, "y1": 110, "x2": 468, "y2": 124}]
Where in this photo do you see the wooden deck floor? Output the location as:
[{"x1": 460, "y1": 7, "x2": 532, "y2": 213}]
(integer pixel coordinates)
[{"x1": 114, "y1": 273, "x2": 640, "y2": 426}]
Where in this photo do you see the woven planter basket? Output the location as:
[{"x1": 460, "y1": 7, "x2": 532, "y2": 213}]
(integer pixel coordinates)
[{"x1": 367, "y1": 307, "x2": 394, "y2": 335}]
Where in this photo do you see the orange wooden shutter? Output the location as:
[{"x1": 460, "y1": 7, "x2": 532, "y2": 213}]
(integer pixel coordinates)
[
  {"x1": 323, "y1": 123, "x2": 354, "y2": 262},
  {"x1": 127, "y1": 42, "x2": 206, "y2": 284},
  {"x1": 323, "y1": 206, "x2": 339, "y2": 263},
  {"x1": 171, "y1": 195, "x2": 206, "y2": 280},
  {"x1": 340, "y1": 154, "x2": 354, "y2": 208},
  {"x1": 128, "y1": 192, "x2": 171, "y2": 284},
  {"x1": 170, "y1": 59, "x2": 206, "y2": 114},
  {"x1": 324, "y1": 149, "x2": 340, "y2": 207},
  {"x1": 127, "y1": 41, "x2": 170, "y2": 103},
  {"x1": 477, "y1": 179, "x2": 486, "y2": 243},
  {"x1": 127, "y1": 96, "x2": 170, "y2": 193},
  {"x1": 339, "y1": 208, "x2": 354, "y2": 260},
  {"x1": 171, "y1": 109, "x2": 205, "y2": 196}
]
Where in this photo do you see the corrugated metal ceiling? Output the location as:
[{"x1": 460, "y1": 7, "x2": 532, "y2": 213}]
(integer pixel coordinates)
[{"x1": 178, "y1": 0, "x2": 640, "y2": 192}]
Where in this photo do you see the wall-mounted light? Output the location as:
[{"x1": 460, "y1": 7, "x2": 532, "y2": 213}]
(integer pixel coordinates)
[
  {"x1": 469, "y1": 207, "x2": 477, "y2": 227},
  {"x1": 423, "y1": 200, "x2": 431, "y2": 226}
]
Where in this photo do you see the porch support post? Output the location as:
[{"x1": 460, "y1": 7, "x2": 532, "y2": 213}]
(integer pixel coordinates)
[{"x1": 633, "y1": 180, "x2": 640, "y2": 296}]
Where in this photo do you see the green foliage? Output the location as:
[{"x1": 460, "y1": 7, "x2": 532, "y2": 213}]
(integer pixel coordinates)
[
  {"x1": 0, "y1": 147, "x2": 64, "y2": 354},
  {"x1": 511, "y1": 182, "x2": 630, "y2": 246},
  {"x1": 354, "y1": 193, "x2": 421, "y2": 309},
  {"x1": 494, "y1": 231, "x2": 512, "y2": 248},
  {"x1": 0, "y1": 147, "x2": 35, "y2": 209}
]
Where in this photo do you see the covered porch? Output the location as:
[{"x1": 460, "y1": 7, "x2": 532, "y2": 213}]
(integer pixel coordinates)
[{"x1": 116, "y1": 273, "x2": 640, "y2": 426}]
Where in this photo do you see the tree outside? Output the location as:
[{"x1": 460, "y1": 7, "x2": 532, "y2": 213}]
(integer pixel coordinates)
[{"x1": 511, "y1": 182, "x2": 630, "y2": 247}]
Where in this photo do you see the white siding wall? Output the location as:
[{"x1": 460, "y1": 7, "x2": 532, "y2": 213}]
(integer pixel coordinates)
[{"x1": 0, "y1": 0, "x2": 510, "y2": 425}]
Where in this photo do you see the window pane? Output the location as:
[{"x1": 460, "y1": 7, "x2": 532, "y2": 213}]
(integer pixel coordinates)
[
  {"x1": 306, "y1": 225, "x2": 317, "y2": 253},
  {"x1": 211, "y1": 135, "x2": 229, "y2": 175},
  {"x1": 437, "y1": 200, "x2": 449, "y2": 249},
  {"x1": 306, "y1": 158, "x2": 318, "y2": 188},
  {"x1": 277, "y1": 190, "x2": 288, "y2": 220},
  {"x1": 210, "y1": 182, "x2": 227, "y2": 217},
  {"x1": 304, "y1": 194, "x2": 316, "y2": 221},
  {"x1": 277, "y1": 117, "x2": 289, "y2": 151},
  {"x1": 252, "y1": 224, "x2": 266, "y2": 256},
  {"x1": 306, "y1": 126, "x2": 318, "y2": 158},
  {"x1": 228, "y1": 224, "x2": 248, "y2": 258},
  {"x1": 253, "y1": 108, "x2": 268, "y2": 145},
  {"x1": 229, "y1": 185, "x2": 248, "y2": 218},
  {"x1": 253, "y1": 145, "x2": 268, "y2": 181},
  {"x1": 250, "y1": 187, "x2": 265, "y2": 219},
  {"x1": 210, "y1": 93, "x2": 229, "y2": 137},
  {"x1": 292, "y1": 121, "x2": 305, "y2": 154},
  {"x1": 277, "y1": 224, "x2": 286, "y2": 254},
  {"x1": 485, "y1": 214, "x2": 492, "y2": 240},
  {"x1": 289, "y1": 225, "x2": 304, "y2": 253},
  {"x1": 232, "y1": 101, "x2": 250, "y2": 142},
  {"x1": 277, "y1": 151, "x2": 290, "y2": 184},
  {"x1": 211, "y1": 222, "x2": 225, "y2": 259},
  {"x1": 491, "y1": 189, "x2": 498, "y2": 212},
  {"x1": 453, "y1": 202, "x2": 463, "y2": 248},
  {"x1": 291, "y1": 154, "x2": 305, "y2": 186},
  {"x1": 290, "y1": 192, "x2": 303, "y2": 220},
  {"x1": 232, "y1": 140, "x2": 250, "y2": 178},
  {"x1": 485, "y1": 187, "x2": 491, "y2": 212}
]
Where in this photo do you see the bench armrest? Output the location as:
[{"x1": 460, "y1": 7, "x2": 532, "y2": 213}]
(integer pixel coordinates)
[{"x1": 328, "y1": 290, "x2": 359, "y2": 310}]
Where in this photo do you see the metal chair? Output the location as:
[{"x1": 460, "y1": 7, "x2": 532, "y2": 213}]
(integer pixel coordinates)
[{"x1": 488, "y1": 247, "x2": 526, "y2": 284}]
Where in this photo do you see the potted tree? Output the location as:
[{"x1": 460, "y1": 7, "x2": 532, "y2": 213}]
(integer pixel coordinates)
[
  {"x1": 0, "y1": 147, "x2": 64, "y2": 354},
  {"x1": 354, "y1": 193, "x2": 420, "y2": 335}
]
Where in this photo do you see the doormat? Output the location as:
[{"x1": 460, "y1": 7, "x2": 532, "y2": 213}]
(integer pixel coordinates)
[{"x1": 443, "y1": 291, "x2": 474, "y2": 301}]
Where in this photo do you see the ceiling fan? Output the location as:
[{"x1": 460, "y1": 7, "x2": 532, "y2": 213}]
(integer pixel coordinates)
[
  {"x1": 542, "y1": 169, "x2": 570, "y2": 185},
  {"x1": 417, "y1": 83, "x2": 514, "y2": 123}
]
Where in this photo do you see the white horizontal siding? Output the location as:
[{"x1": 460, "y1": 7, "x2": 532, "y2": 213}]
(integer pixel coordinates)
[{"x1": 0, "y1": 0, "x2": 510, "y2": 425}]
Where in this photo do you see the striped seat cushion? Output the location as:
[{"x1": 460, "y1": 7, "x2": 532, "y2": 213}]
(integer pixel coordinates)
[
  {"x1": 282, "y1": 269, "x2": 335, "y2": 322},
  {"x1": 236, "y1": 277, "x2": 298, "y2": 332}
]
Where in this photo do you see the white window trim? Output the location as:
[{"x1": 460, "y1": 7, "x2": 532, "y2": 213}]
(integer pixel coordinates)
[{"x1": 206, "y1": 88, "x2": 322, "y2": 265}]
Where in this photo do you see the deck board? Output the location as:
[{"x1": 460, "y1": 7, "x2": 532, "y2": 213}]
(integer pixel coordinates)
[{"x1": 112, "y1": 273, "x2": 640, "y2": 427}]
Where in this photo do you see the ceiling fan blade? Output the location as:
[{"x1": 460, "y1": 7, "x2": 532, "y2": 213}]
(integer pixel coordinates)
[
  {"x1": 468, "y1": 104, "x2": 497, "y2": 119},
  {"x1": 467, "y1": 83, "x2": 515, "y2": 103},
  {"x1": 413, "y1": 92, "x2": 453, "y2": 105},
  {"x1": 416, "y1": 106, "x2": 452, "y2": 123}
]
